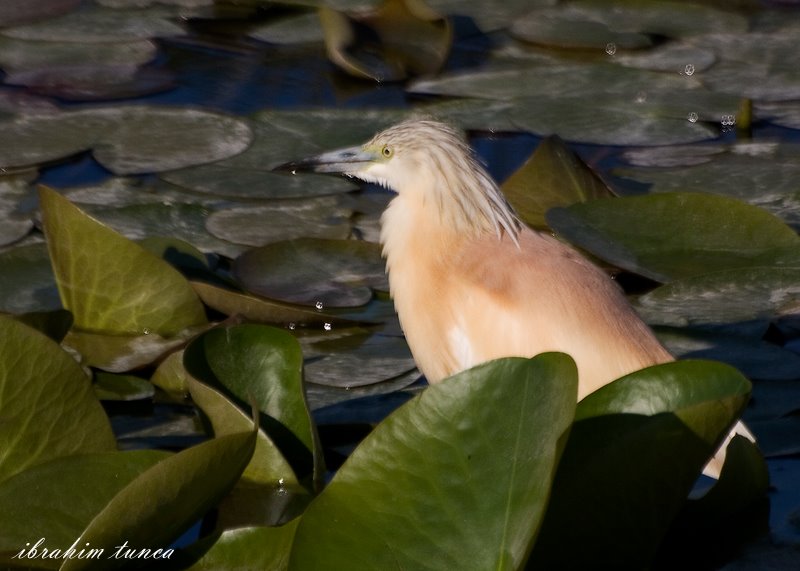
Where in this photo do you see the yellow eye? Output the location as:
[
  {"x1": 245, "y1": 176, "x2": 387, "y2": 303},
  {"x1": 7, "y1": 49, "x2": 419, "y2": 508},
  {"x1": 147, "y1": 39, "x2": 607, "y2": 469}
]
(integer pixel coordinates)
[{"x1": 382, "y1": 145, "x2": 393, "y2": 158}]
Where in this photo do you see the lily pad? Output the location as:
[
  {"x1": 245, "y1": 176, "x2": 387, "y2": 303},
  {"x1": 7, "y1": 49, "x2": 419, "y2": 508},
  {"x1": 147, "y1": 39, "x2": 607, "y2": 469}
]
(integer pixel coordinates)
[
  {"x1": 636, "y1": 267, "x2": 800, "y2": 327},
  {"x1": 161, "y1": 108, "x2": 406, "y2": 199},
  {"x1": 185, "y1": 520, "x2": 299, "y2": 571},
  {"x1": 1, "y1": 5, "x2": 186, "y2": 42},
  {"x1": 190, "y1": 281, "x2": 363, "y2": 329},
  {"x1": 249, "y1": 12, "x2": 325, "y2": 44},
  {"x1": 94, "y1": 372, "x2": 156, "y2": 401},
  {"x1": 0, "y1": 316, "x2": 116, "y2": 483},
  {"x1": 0, "y1": 450, "x2": 170, "y2": 567},
  {"x1": 0, "y1": 174, "x2": 34, "y2": 247},
  {"x1": 184, "y1": 324, "x2": 324, "y2": 488},
  {"x1": 547, "y1": 193, "x2": 800, "y2": 282},
  {"x1": 563, "y1": 0, "x2": 748, "y2": 39},
  {"x1": 615, "y1": 147, "x2": 800, "y2": 229},
  {"x1": 85, "y1": 201, "x2": 243, "y2": 257},
  {"x1": 530, "y1": 360, "x2": 753, "y2": 568},
  {"x1": 205, "y1": 196, "x2": 352, "y2": 247},
  {"x1": 39, "y1": 187, "x2": 208, "y2": 335},
  {"x1": 233, "y1": 238, "x2": 387, "y2": 308},
  {"x1": 61, "y1": 429, "x2": 256, "y2": 571},
  {"x1": 290, "y1": 355, "x2": 578, "y2": 570},
  {"x1": 655, "y1": 326, "x2": 800, "y2": 381},
  {"x1": 0, "y1": 105, "x2": 252, "y2": 174},
  {"x1": 303, "y1": 332, "x2": 416, "y2": 388},
  {"x1": 319, "y1": 0, "x2": 451, "y2": 82},
  {"x1": 695, "y1": 31, "x2": 800, "y2": 101},
  {"x1": 501, "y1": 134, "x2": 615, "y2": 229},
  {"x1": 65, "y1": 325, "x2": 206, "y2": 372},
  {"x1": 510, "y1": 7, "x2": 652, "y2": 50},
  {"x1": 0, "y1": 242, "x2": 59, "y2": 313}
]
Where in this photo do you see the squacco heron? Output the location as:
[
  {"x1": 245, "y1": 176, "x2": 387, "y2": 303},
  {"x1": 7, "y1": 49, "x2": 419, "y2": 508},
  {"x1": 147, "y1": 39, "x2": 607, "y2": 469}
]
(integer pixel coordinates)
[{"x1": 279, "y1": 118, "x2": 752, "y2": 477}]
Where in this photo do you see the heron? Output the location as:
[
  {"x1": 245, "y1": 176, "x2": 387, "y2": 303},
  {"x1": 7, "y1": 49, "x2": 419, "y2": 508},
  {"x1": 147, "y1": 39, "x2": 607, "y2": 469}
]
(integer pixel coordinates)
[{"x1": 278, "y1": 118, "x2": 752, "y2": 477}]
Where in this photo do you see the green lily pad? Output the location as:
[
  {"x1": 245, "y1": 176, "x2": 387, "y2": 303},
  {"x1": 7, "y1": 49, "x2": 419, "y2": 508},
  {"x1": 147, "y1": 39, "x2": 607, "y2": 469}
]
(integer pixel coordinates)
[
  {"x1": 694, "y1": 31, "x2": 800, "y2": 101},
  {"x1": 613, "y1": 41, "x2": 716, "y2": 73},
  {"x1": 615, "y1": 146, "x2": 800, "y2": 229},
  {"x1": 233, "y1": 238, "x2": 387, "y2": 308},
  {"x1": 249, "y1": 12, "x2": 325, "y2": 44},
  {"x1": 0, "y1": 316, "x2": 116, "y2": 484},
  {"x1": 0, "y1": 0, "x2": 81, "y2": 27},
  {"x1": 501, "y1": 135, "x2": 616, "y2": 229},
  {"x1": 94, "y1": 372, "x2": 155, "y2": 401},
  {"x1": 564, "y1": 0, "x2": 748, "y2": 39},
  {"x1": 65, "y1": 325, "x2": 206, "y2": 372},
  {"x1": 1, "y1": 5, "x2": 186, "y2": 42},
  {"x1": 320, "y1": 0, "x2": 451, "y2": 82},
  {"x1": 0, "y1": 242, "x2": 59, "y2": 313},
  {"x1": 0, "y1": 172, "x2": 34, "y2": 246},
  {"x1": 188, "y1": 376, "x2": 310, "y2": 528},
  {"x1": 636, "y1": 267, "x2": 800, "y2": 327},
  {"x1": 205, "y1": 196, "x2": 352, "y2": 247},
  {"x1": 0, "y1": 450, "x2": 170, "y2": 568},
  {"x1": 85, "y1": 202, "x2": 243, "y2": 257},
  {"x1": 289, "y1": 355, "x2": 578, "y2": 570},
  {"x1": 510, "y1": 8, "x2": 652, "y2": 50},
  {"x1": 304, "y1": 332, "x2": 415, "y2": 388},
  {"x1": 184, "y1": 324, "x2": 324, "y2": 489},
  {"x1": 530, "y1": 360, "x2": 753, "y2": 568},
  {"x1": 185, "y1": 520, "x2": 299, "y2": 571},
  {"x1": 39, "y1": 187, "x2": 208, "y2": 335},
  {"x1": 655, "y1": 326, "x2": 800, "y2": 381},
  {"x1": 0, "y1": 105, "x2": 252, "y2": 174},
  {"x1": 547, "y1": 193, "x2": 800, "y2": 282},
  {"x1": 149, "y1": 349, "x2": 190, "y2": 397},
  {"x1": 190, "y1": 281, "x2": 362, "y2": 329},
  {"x1": 61, "y1": 429, "x2": 256, "y2": 571},
  {"x1": 9, "y1": 308, "x2": 73, "y2": 341},
  {"x1": 161, "y1": 108, "x2": 406, "y2": 199}
]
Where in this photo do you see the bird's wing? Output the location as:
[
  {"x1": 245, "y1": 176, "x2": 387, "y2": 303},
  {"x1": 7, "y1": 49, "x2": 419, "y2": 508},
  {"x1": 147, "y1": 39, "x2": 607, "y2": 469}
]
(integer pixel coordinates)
[{"x1": 444, "y1": 229, "x2": 673, "y2": 399}]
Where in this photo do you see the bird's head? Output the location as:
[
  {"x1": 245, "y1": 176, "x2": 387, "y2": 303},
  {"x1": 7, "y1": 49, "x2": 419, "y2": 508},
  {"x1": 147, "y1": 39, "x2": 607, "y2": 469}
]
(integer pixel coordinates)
[
  {"x1": 276, "y1": 119, "x2": 521, "y2": 241},
  {"x1": 276, "y1": 119, "x2": 453, "y2": 193}
]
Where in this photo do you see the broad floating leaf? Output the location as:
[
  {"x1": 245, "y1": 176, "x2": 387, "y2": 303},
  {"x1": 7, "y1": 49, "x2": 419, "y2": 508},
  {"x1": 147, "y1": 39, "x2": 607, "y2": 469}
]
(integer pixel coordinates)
[
  {"x1": 510, "y1": 8, "x2": 652, "y2": 50},
  {"x1": 290, "y1": 355, "x2": 578, "y2": 571},
  {"x1": 61, "y1": 430, "x2": 256, "y2": 571},
  {"x1": 530, "y1": 360, "x2": 754, "y2": 569},
  {"x1": 39, "y1": 187, "x2": 208, "y2": 336},
  {"x1": 303, "y1": 331, "x2": 416, "y2": 388},
  {"x1": 320, "y1": 0, "x2": 452, "y2": 82},
  {"x1": 501, "y1": 135, "x2": 615, "y2": 229},
  {"x1": 184, "y1": 324, "x2": 324, "y2": 488},
  {"x1": 233, "y1": 238, "x2": 387, "y2": 308},
  {"x1": 0, "y1": 106, "x2": 252, "y2": 174},
  {"x1": 0, "y1": 242, "x2": 59, "y2": 314},
  {"x1": 547, "y1": 192, "x2": 800, "y2": 282},
  {"x1": 2, "y1": 5, "x2": 186, "y2": 42},
  {"x1": 0, "y1": 450, "x2": 170, "y2": 567},
  {"x1": 0, "y1": 316, "x2": 115, "y2": 484},
  {"x1": 93, "y1": 372, "x2": 155, "y2": 401},
  {"x1": 190, "y1": 281, "x2": 362, "y2": 329},
  {"x1": 185, "y1": 520, "x2": 299, "y2": 571},
  {"x1": 188, "y1": 376, "x2": 309, "y2": 529},
  {"x1": 205, "y1": 197, "x2": 352, "y2": 247},
  {"x1": 636, "y1": 267, "x2": 800, "y2": 327}
]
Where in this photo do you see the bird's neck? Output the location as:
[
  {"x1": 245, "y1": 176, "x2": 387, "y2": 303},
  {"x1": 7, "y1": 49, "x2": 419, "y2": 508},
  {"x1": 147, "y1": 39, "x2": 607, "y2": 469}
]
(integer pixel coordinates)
[{"x1": 380, "y1": 190, "x2": 460, "y2": 277}]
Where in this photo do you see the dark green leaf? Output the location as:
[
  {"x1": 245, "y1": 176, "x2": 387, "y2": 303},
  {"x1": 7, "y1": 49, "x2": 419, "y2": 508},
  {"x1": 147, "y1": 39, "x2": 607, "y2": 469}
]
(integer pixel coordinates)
[
  {"x1": 290, "y1": 355, "x2": 578, "y2": 570},
  {"x1": 547, "y1": 193, "x2": 800, "y2": 281},
  {"x1": 39, "y1": 186, "x2": 208, "y2": 336},
  {"x1": 0, "y1": 316, "x2": 115, "y2": 484}
]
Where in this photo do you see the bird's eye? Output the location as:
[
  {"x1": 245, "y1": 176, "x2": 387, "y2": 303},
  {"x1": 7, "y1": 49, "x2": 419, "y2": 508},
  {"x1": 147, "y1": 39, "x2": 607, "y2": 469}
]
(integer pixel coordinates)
[{"x1": 381, "y1": 145, "x2": 393, "y2": 158}]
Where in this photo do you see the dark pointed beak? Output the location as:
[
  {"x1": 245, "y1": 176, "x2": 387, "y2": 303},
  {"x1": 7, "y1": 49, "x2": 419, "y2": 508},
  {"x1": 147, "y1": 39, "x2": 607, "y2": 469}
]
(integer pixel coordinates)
[{"x1": 273, "y1": 146, "x2": 378, "y2": 175}]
